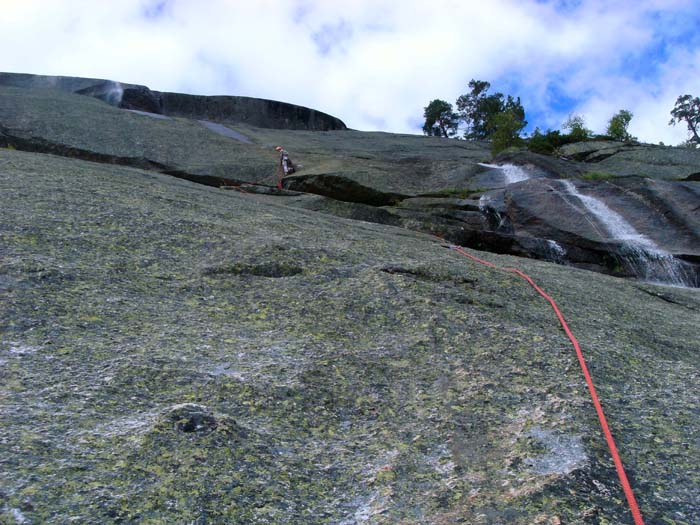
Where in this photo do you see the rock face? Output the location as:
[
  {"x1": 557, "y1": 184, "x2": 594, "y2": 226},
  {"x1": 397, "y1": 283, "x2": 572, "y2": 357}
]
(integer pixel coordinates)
[
  {"x1": 3, "y1": 146, "x2": 700, "y2": 524},
  {"x1": 2, "y1": 77, "x2": 700, "y2": 523},
  {"x1": 0, "y1": 72, "x2": 347, "y2": 130},
  {"x1": 157, "y1": 91, "x2": 347, "y2": 131},
  {"x1": 559, "y1": 140, "x2": 700, "y2": 180},
  {"x1": 479, "y1": 176, "x2": 700, "y2": 284},
  {"x1": 2, "y1": 77, "x2": 699, "y2": 287},
  {"x1": 493, "y1": 149, "x2": 587, "y2": 179}
]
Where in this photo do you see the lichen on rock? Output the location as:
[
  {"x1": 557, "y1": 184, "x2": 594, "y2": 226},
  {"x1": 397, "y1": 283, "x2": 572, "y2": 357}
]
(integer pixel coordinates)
[{"x1": 1, "y1": 78, "x2": 700, "y2": 523}]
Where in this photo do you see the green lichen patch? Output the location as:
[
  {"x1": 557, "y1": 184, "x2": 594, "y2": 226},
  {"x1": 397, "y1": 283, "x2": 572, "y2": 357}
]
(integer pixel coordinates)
[{"x1": 1, "y1": 148, "x2": 699, "y2": 523}]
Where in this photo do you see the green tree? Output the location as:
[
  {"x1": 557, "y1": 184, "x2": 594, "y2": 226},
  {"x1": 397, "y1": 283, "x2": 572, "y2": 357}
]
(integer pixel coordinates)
[
  {"x1": 422, "y1": 99, "x2": 458, "y2": 137},
  {"x1": 606, "y1": 109, "x2": 636, "y2": 142},
  {"x1": 528, "y1": 128, "x2": 557, "y2": 154},
  {"x1": 669, "y1": 94, "x2": 700, "y2": 146},
  {"x1": 562, "y1": 114, "x2": 592, "y2": 142},
  {"x1": 455, "y1": 79, "x2": 493, "y2": 139},
  {"x1": 490, "y1": 109, "x2": 526, "y2": 154},
  {"x1": 455, "y1": 79, "x2": 526, "y2": 140}
]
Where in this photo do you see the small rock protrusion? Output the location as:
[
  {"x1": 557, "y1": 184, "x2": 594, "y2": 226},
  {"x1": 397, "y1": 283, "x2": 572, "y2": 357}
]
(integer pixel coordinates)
[{"x1": 165, "y1": 403, "x2": 218, "y2": 435}]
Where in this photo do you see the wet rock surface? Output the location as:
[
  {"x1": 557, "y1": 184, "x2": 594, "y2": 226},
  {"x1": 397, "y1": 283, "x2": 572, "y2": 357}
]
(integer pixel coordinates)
[
  {"x1": 478, "y1": 177, "x2": 700, "y2": 282},
  {"x1": 198, "y1": 120, "x2": 252, "y2": 143},
  {"x1": 493, "y1": 149, "x2": 586, "y2": 179}
]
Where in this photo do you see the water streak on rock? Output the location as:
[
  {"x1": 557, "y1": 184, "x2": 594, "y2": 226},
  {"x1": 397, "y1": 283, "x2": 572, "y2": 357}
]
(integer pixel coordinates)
[
  {"x1": 105, "y1": 81, "x2": 124, "y2": 106},
  {"x1": 478, "y1": 163, "x2": 531, "y2": 184},
  {"x1": 560, "y1": 179, "x2": 695, "y2": 287},
  {"x1": 545, "y1": 239, "x2": 567, "y2": 263}
]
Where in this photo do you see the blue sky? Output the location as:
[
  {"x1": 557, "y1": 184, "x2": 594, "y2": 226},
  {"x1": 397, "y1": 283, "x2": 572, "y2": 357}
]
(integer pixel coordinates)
[{"x1": 2, "y1": 0, "x2": 699, "y2": 145}]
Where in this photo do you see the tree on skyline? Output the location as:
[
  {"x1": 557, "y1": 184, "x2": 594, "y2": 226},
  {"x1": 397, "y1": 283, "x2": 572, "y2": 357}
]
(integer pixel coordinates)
[
  {"x1": 421, "y1": 85, "x2": 700, "y2": 149},
  {"x1": 669, "y1": 94, "x2": 700, "y2": 147},
  {"x1": 422, "y1": 99, "x2": 459, "y2": 138},
  {"x1": 489, "y1": 108, "x2": 526, "y2": 153},
  {"x1": 455, "y1": 79, "x2": 526, "y2": 140},
  {"x1": 562, "y1": 114, "x2": 592, "y2": 142},
  {"x1": 606, "y1": 109, "x2": 636, "y2": 142},
  {"x1": 456, "y1": 80, "x2": 497, "y2": 139}
]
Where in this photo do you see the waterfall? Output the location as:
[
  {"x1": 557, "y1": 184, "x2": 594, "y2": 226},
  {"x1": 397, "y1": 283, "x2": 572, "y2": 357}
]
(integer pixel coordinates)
[
  {"x1": 479, "y1": 193, "x2": 510, "y2": 231},
  {"x1": 478, "y1": 163, "x2": 530, "y2": 184},
  {"x1": 560, "y1": 180, "x2": 695, "y2": 287},
  {"x1": 544, "y1": 239, "x2": 567, "y2": 263},
  {"x1": 105, "y1": 81, "x2": 124, "y2": 106}
]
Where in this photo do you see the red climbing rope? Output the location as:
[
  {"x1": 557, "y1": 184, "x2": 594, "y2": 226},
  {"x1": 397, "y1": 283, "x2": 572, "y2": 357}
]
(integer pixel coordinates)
[{"x1": 449, "y1": 245, "x2": 645, "y2": 525}]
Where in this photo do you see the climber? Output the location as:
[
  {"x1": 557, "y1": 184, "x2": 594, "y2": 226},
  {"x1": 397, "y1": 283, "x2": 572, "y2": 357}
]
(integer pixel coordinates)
[{"x1": 275, "y1": 146, "x2": 295, "y2": 189}]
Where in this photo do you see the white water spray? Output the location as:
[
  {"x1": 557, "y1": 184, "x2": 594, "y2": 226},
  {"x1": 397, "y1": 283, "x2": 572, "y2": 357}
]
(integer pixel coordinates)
[
  {"x1": 560, "y1": 181, "x2": 654, "y2": 248},
  {"x1": 478, "y1": 193, "x2": 491, "y2": 211},
  {"x1": 104, "y1": 81, "x2": 124, "y2": 106},
  {"x1": 544, "y1": 239, "x2": 567, "y2": 263},
  {"x1": 479, "y1": 193, "x2": 510, "y2": 230},
  {"x1": 478, "y1": 163, "x2": 530, "y2": 184},
  {"x1": 560, "y1": 180, "x2": 694, "y2": 287}
]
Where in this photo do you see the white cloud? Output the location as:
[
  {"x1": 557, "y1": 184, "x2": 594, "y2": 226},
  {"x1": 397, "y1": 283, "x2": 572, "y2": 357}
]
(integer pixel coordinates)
[{"x1": 1, "y1": 0, "x2": 699, "y2": 144}]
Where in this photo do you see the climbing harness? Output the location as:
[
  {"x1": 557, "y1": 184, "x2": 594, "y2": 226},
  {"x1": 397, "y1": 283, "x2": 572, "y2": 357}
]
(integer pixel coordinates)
[{"x1": 446, "y1": 244, "x2": 645, "y2": 525}]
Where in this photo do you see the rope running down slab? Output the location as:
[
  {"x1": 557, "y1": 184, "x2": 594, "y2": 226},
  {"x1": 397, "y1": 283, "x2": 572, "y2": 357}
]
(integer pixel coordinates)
[{"x1": 447, "y1": 245, "x2": 645, "y2": 525}]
